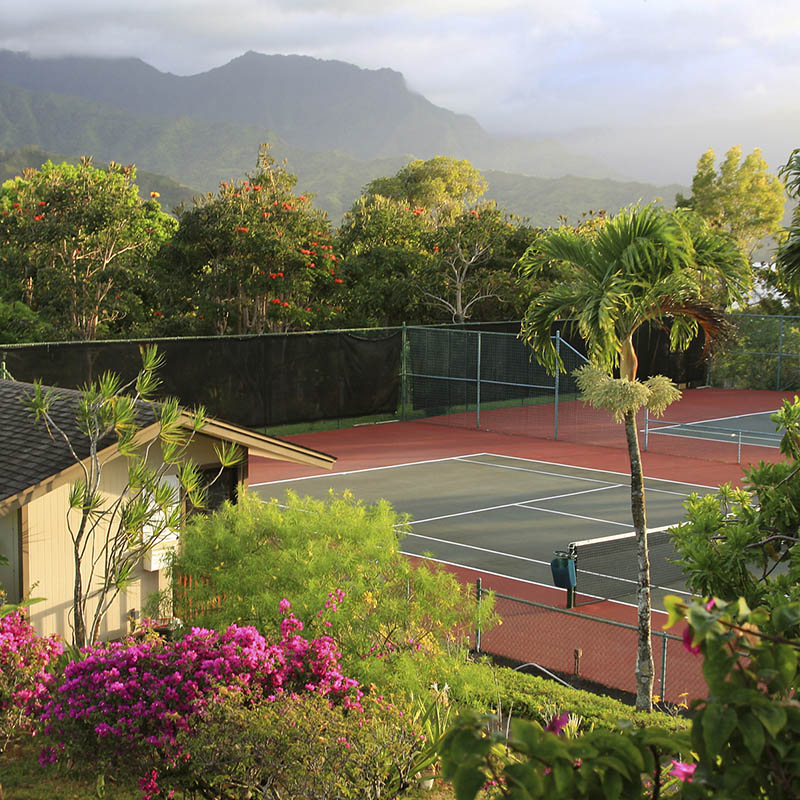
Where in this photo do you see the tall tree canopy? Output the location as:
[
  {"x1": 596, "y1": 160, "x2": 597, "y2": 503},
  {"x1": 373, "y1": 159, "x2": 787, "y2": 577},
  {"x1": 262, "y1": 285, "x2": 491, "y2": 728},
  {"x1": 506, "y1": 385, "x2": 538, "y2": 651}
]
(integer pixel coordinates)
[
  {"x1": 676, "y1": 146, "x2": 786, "y2": 259},
  {"x1": 0, "y1": 158, "x2": 175, "y2": 340},
  {"x1": 517, "y1": 205, "x2": 752, "y2": 711},
  {"x1": 777, "y1": 148, "x2": 800, "y2": 297},
  {"x1": 363, "y1": 156, "x2": 488, "y2": 225},
  {"x1": 167, "y1": 147, "x2": 344, "y2": 335}
]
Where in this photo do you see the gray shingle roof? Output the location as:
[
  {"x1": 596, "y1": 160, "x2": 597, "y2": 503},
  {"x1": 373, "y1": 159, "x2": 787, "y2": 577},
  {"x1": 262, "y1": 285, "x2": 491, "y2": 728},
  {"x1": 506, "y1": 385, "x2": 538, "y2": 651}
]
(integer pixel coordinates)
[{"x1": 0, "y1": 379, "x2": 158, "y2": 504}]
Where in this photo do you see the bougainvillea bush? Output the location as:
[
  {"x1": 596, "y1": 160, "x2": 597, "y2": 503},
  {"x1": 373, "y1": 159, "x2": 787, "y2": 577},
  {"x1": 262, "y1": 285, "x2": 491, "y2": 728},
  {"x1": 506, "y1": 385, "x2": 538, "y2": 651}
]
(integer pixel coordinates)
[
  {"x1": 0, "y1": 611, "x2": 62, "y2": 752},
  {"x1": 37, "y1": 600, "x2": 366, "y2": 797}
]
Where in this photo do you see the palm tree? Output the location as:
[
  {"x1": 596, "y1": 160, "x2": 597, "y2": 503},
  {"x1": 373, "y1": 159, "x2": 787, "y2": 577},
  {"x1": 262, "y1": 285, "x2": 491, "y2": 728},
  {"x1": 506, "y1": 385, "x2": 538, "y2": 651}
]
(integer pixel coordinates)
[
  {"x1": 517, "y1": 205, "x2": 751, "y2": 711},
  {"x1": 777, "y1": 149, "x2": 800, "y2": 294}
]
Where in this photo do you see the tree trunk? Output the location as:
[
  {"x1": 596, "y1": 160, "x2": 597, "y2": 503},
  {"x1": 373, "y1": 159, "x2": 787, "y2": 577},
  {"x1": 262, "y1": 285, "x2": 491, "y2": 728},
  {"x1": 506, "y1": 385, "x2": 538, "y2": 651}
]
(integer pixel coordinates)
[
  {"x1": 73, "y1": 546, "x2": 86, "y2": 649},
  {"x1": 624, "y1": 408, "x2": 654, "y2": 712}
]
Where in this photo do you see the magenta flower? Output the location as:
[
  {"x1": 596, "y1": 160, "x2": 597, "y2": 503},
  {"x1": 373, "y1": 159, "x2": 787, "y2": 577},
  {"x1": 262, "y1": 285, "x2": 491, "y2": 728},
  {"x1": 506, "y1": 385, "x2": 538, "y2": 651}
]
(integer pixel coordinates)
[
  {"x1": 544, "y1": 711, "x2": 570, "y2": 734},
  {"x1": 682, "y1": 626, "x2": 701, "y2": 655},
  {"x1": 668, "y1": 760, "x2": 696, "y2": 782}
]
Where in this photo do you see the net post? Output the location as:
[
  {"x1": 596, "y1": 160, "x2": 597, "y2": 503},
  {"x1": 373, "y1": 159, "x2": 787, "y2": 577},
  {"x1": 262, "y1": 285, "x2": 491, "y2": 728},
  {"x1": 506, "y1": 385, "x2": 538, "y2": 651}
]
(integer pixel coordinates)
[
  {"x1": 475, "y1": 577, "x2": 482, "y2": 653},
  {"x1": 554, "y1": 330, "x2": 561, "y2": 440},
  {"x1": 659, "y1": 631, "x2": 668, "y2": 703},
  {"x1": 476, "y1": 331, "x2": 482, "y2": 430},
  {"x1": 401, "y1": 322, "x2": 407, "y2": 423}
]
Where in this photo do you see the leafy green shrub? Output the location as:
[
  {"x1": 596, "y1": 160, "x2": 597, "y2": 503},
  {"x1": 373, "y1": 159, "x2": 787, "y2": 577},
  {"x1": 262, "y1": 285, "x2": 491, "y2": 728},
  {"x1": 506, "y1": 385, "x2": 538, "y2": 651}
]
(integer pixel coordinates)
[
  {"x1": 175, "y1": 690, "x2": 424, "y2": 800},
  {"x1": 447, "y1": 660, "x2": 688, "y2": 735},
  {"x1": 173, "y1": 491, "x2": 492, "y2": 684}
]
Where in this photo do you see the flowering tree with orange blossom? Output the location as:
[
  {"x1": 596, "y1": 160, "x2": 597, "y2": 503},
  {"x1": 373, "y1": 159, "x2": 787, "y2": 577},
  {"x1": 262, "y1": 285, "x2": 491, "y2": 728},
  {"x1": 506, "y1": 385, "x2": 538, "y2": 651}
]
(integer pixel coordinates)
[{"x1": 168, "y1": 146, "x2": 344, "y2": 334}]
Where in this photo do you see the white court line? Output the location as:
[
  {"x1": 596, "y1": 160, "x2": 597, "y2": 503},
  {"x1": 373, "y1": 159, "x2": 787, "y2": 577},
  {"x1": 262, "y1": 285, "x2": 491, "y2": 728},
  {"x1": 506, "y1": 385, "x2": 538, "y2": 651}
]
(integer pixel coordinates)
[
  {"x1": 460, "y1": 453, "x2": 718, "y2": 490},
  {"x1": 402, "y1": 531, "x2": 551, "y2": 566},
  {"x1": 401, "y1": 552, "x2": 674, "y2": 615},
  {"x1": 406, "y1": 484, "x2": 626, "y2": 526},
  {"x1": 249, "y1": 453, "x2": 490, "y2": 487},
  {"x1": 453, "y1": 457, "x2": 622, "y2": 486}
]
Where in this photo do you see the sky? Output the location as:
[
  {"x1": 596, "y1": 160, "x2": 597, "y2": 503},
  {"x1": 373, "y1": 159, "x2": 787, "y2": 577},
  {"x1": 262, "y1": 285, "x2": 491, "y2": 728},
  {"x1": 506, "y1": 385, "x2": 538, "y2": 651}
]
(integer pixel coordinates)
[{"x1": 1, "y1": 0, "x2": 798, "y2": 183}]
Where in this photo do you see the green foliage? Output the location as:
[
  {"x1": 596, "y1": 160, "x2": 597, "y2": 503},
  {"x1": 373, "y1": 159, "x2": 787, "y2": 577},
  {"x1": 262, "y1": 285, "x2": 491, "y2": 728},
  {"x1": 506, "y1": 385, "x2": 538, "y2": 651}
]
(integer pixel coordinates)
[
  {"x1": 0, "y1": 158, "x2": 176, "y2": 340},
  {"x1": 672, "y1": 399, "x2": 800, "y2": 617},
  {"x1": 167, "y1": 145, "x2": 343, "y2": 334},
  {"x1": 518, "y1": 205, "x2": 751, "y2": 381},
  {"x1": 664, "y1": 596, "x2": 800, "y2": 798},
  {"x1": 159, "y1": 690, "x2": 422, "y2": 800},
  {"x1": 0, "y1": 298, "x2": 54, "y2": 343},
  {"x1": 25, "y1": 346, "x2": 241, "y2": 647},
  {"x1": 447, "y1": 662, "x2": 688, "y2": 736},
  {"x1": 364, "y1": 156, "x2": 488, "y2": 225},
  {"x1": 676, "y1": 146, "x2": 786, "y2": 258},
  {"x1": 439, "y1": 711, "x2": 690, "y2": 800},
  {"x1": 172, "y1": 491, "x2": 489, "y2": 683},
  {"x1": 777, "y1": 148, "x2": 800, "y2": 298}
]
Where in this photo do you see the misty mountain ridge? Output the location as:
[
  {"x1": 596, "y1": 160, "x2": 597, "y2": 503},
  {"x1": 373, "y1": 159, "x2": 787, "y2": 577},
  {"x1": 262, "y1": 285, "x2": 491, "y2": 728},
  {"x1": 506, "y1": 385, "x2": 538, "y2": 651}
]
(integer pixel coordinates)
[
  {"x1": 0, "y1": 49, "x2": 688, "y2": 225},
  {"x1": 0, "y1": 49, "x2": 620, "y2": 180}
]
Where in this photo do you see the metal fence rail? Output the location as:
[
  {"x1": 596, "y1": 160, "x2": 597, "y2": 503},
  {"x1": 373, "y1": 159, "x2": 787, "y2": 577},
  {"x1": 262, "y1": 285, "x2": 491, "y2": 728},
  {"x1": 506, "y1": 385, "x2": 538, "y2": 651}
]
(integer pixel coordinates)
[{"x1": 475, "y1": 583, "x2": 705, "y2": 705}]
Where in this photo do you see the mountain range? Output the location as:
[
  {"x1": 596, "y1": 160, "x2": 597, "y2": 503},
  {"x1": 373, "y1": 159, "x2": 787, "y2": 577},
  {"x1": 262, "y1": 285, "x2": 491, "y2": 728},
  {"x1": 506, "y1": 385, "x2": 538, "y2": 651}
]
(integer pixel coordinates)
[{"x1": 0, "y1": 49, "x2": 687, "y2": 225}]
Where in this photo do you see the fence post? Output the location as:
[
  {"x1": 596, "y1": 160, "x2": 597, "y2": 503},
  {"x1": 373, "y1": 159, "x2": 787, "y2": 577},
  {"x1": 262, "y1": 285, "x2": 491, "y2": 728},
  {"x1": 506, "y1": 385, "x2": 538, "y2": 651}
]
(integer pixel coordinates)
[
  {"x1": 475, "y1": 577, "x2": 482, "y2": 653},
  {"x1": 554, "y1": 330, "x2": 561, "y2": 440},
  {"x1": 659, "y1": 631, "x2": 668, "y2": 702},
  {"x1": 737, "y1": 430, "x2": 742, "y2": 464},
  {"x1": 777, "y1": 316, "x2": 785, "y2": 391},
  {"x1": 401, "y1": 323, "x2": 407, "y2": 422},
  {"x1": 643, "y1": 408, "x2": 649, "y2": 451},
  {"x1": 476, "y1": 331, "x2": 482, "y2": 430}
]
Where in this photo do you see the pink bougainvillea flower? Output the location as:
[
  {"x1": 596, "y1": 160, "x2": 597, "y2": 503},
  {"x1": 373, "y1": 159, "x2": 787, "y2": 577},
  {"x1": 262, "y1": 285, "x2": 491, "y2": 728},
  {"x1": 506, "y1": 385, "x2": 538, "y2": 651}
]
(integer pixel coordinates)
[
  {"x1": 682, "y1": 626, "x2": 701, "y2": 655},
  {"x1": 544, "y1": 712, "x2": 569, "y2": 734},
  {"x1": 668, "y1": 760, "x2": 696, "y2": 782},
  {"x1": 705, "y1": 598, "x2": 715, "y2": 611},
  {"x1": 279, "y1": 598, "x2": 291, "y2": 613}
]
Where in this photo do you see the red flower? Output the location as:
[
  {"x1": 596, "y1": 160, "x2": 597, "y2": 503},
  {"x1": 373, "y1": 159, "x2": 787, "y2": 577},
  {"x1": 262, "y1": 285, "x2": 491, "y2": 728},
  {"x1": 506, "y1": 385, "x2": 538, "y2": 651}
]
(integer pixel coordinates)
[
  {"x1": 306, "y1": 263, "x2": 315, "y2": 268},
  {"x1": 276, "y1": 272, "x2": 284, "y2": 277},
  {"x1": 38, "y1": 200, "x2": 47, "y2": 206},
  {"x1": 334, "y1": 278, "x2": 343, "y2": 284},
  {"x1": 33, "y1": 215, "x2": 43, "y2": 221},
  {"x1": 281, "y1": 301, "x2": 289, "y2": 307},
  {"x1": 253, "y1": 185, "x2": 262, "y2": 191},
  {"x1": 271, "y1": 298, "x2": 281, "y2": 304},
  {"x1": 298, "y1": 195, "x2": 307, "y2": 201},
  {"x1": 300, "y1": 249, "x2": 311, "y2": 255},
  {"x1": 236, "y1": 226, "x2": 249, "y2": 233},
  {"x1": 262, "y1": 212, "x2": 270, "y2": 218}
]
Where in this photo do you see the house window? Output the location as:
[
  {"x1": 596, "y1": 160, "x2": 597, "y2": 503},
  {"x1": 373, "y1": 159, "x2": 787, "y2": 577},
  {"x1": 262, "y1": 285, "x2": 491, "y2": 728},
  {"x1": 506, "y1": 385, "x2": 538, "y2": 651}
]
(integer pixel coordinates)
[{"x1": 187, "y1": 465, "x2": 241, "y2": 517}]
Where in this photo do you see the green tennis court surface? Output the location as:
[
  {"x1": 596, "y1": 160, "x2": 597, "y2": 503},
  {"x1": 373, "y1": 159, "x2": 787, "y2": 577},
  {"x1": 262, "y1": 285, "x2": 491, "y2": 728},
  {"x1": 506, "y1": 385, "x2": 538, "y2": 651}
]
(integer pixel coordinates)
[
  {"x1": 644, "y1": 410, "x2": 782, "y2": 448},
  {"x1": 251, "y1": 454, "x2": 715, "y2": 609}
]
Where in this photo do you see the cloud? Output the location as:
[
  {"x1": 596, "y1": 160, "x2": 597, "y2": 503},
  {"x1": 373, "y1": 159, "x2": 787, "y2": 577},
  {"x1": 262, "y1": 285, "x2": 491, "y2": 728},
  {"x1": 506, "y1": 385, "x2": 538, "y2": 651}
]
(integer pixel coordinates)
[{"x1": 0, "y1": 0, "x2": 797, "y2": 179}]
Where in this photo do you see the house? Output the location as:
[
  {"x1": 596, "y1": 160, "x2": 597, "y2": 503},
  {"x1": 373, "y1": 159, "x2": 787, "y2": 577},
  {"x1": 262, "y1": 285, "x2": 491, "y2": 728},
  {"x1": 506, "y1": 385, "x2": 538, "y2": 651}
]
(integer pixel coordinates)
[{"x1": 0, "y1": 378, "x2": 335, "y2": 641}]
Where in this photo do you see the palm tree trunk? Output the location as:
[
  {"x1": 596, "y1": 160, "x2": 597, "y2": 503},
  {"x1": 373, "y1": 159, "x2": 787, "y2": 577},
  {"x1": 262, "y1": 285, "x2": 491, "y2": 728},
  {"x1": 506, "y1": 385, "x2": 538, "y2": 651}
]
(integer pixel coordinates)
[{"x1": 624, "y1": 408, "x2": 654, "y2": 712}]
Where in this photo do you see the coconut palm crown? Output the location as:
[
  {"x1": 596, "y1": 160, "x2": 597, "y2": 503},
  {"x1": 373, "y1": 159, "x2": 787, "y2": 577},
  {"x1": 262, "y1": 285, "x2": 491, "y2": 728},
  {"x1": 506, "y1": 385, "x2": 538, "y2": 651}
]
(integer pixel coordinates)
[{"x1": 517, "y1": 205, "x2": 751, "y2": 381}]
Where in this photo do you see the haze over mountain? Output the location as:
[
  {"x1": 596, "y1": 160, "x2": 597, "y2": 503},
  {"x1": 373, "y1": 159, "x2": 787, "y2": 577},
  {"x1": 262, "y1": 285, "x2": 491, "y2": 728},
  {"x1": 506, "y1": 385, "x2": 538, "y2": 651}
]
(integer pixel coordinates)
[{"x1": 0, "y1": 49, "x2": 694, "y2": 226}]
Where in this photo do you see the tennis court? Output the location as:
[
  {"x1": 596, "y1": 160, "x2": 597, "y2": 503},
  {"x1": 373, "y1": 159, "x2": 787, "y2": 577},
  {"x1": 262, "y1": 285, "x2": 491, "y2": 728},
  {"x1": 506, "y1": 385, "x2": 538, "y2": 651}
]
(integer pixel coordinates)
[
  {"x1": 644, "y1": 410, "x2": 782, "y2": 449},
  {"x1": 251, "y1": 453, "x2": 714, "y2": 609}
]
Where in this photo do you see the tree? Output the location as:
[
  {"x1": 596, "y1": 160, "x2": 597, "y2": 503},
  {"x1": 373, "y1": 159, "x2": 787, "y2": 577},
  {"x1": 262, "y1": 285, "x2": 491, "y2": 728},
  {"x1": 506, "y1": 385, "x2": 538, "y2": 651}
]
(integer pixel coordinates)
[
  {"x1": 168, "y1": 146, "x2": 343, "y2": 334},
  {"x1": 516, "y1": 205, "x2": 751, "y2": 711},
  {"x1": 672, "y1": 398, "x2": 800, "y2": 619},
  {"x1": 423, "y1": 205, "x2": 528, "y2": 323},
  {"x1": 364, "y1": 156, "x2": 488, "y2": 225},
  {"x1": 777, "y1": 148, "x2": 800, "y2": 297},
  {"x1": 0, "y1": 158, "x2": 175, "y2": 340},
  {"x1": 26, "y1": 347, "x2": 242, "y2": 648},
  {"x1": 676, "y1": 146, "x2": 786, "y2": 259}
]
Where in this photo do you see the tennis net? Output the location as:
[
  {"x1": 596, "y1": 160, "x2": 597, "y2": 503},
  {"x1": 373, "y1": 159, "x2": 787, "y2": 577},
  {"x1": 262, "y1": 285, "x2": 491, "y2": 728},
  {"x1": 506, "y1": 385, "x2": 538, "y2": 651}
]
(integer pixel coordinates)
[{"x1": 568, "y1": 525, "x2": 685, "y2": 604}]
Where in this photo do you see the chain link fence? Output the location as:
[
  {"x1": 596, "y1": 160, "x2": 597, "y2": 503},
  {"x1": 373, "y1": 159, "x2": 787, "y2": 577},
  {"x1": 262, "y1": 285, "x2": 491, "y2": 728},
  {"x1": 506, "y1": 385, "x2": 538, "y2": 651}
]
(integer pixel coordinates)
[
  {"x1": 475, "y1": 585, "x2": 705, "y2": 705},
  {"x1": 709, "y1": 313, "x2": 800, "y2": 391}
]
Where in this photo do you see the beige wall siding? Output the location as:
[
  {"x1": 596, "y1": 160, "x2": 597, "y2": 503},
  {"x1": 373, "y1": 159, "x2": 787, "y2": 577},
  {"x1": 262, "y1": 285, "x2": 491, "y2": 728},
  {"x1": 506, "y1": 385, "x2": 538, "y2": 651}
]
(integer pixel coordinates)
[{"x1": 24, "y1": 438, "x2": 221, "y2": 642}]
